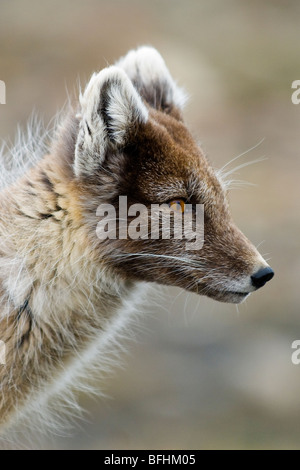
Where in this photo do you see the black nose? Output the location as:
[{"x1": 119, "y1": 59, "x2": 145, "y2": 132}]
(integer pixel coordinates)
[{"x1": 251, "y1": 267, "x2": 274, "y2": 289}]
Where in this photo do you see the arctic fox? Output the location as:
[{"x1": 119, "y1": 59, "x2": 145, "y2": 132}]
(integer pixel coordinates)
[{"x1": 0, "y1": 46, "x2": 273, "y2": 434}]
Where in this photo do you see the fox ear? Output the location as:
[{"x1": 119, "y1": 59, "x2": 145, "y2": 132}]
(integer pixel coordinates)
[
  {"x1": 74, "y1": 66, "x2": 148, "y2": 177},
  {"x1": 116, "y1": 46, "x2": 187, "y2": 114}
]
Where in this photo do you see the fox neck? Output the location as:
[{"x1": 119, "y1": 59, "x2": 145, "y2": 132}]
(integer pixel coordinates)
[{"x1": 0, "y1": 153, "x2": 139, "y2": 432}]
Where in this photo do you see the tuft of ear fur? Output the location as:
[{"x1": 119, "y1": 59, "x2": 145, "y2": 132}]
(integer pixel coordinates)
[
  {"x1": 74, "y1": 66, "x2": 148, "y2": 178},
  {"x1": 116, "y1": 46, "x2": 187, "y2": 113}
]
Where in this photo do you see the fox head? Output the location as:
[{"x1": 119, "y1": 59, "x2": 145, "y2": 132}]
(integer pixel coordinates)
[{"x1": 67, "y1": 46, "x2": 273, "y2": 304}]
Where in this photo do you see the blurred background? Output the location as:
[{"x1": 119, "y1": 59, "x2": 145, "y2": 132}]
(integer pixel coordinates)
[{"x1": 0, "y1": 0, "x2": 299, "y2": 450}]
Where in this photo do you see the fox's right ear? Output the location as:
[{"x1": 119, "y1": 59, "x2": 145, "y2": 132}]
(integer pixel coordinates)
[{"x1": 74, "y1": 66, "x2": 148, "y2": 178}]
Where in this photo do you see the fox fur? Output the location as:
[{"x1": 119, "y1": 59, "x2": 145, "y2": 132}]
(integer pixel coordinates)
[{"x1": 0, "y1": 46, "x2": 272, "y2": 440}]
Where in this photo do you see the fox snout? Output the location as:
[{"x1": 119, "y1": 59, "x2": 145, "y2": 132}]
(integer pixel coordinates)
[
  {"x1": 210, "y1": 264, "x2": 275, "y2": 304},
  {"x1": 193, "y1": 220, "x2": 275, "y2": 304},
  {"x1": 222, "y1": 264, "x2": 274, "y2": 304}
]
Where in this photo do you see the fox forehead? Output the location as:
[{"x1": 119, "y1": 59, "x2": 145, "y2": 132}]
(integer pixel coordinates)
[{"x1": 123, "y1": 108, "x2": 226, "y2": 207}]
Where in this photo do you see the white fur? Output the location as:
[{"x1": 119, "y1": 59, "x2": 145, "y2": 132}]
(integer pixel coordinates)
[
  {"x1": 1, "y1": 283, "x2": 150, "y2": 449},
  {"x1": 117, "y1": 46, "x2": 188, "y2": 110},
  {"x1": 0, "y1": 114, "x2": 54, "y2": 191}
]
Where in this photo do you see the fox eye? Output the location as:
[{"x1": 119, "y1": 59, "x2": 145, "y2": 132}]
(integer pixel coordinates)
[{"x1": 168, "y1": 199, "x2": 186, "y2": 213}]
